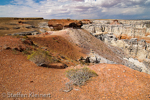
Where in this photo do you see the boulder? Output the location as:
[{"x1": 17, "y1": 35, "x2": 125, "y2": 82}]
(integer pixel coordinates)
[
  {"x1": 38, "y1": 22, "x2": 50, "y2": 29},
  {"x1": 48, "y1": 19, "x2": 83, "y2": 30},
  {"x1": 39, "y1": 29, "x2": 46, "y2": 33},
  {"x1": 89, "y1": 56, "x2": 101, "y2": 63},
  {"x1": 25, "y1": 25, "x2": 36, "y2": 28},
  {"x1": 129, "y1": 38, "x2": 138, "y2": 45}
]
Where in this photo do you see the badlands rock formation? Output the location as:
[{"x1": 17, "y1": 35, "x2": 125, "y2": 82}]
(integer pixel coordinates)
[
  {"x1": 82, "y1": 19, "x2": 150, "y2": 74},
  {"x1": 43, "y1": 28, "x2": 142, "y2": 72},
  {"x1": 82, "y1": 19, "x2": 150, "y2": 37}
]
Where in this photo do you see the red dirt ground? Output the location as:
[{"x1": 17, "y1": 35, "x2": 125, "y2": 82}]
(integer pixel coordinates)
[
  {"x1": 0, "y1": 49, "x2": 150, "y2": 100},
  {"x1": 29, "y1": 35, "x2": 86, "y2": 60},
  {"x1": 0, "y1": 35, "x2": 150, "y2": 100},
  {"x1": 0, "y1": 36, "x2": 30, "y2": 49}
]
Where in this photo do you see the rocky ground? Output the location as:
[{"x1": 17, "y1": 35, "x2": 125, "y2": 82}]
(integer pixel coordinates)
[{"x1": 0, "y1": 18, "x2": 150, "y2": 100}]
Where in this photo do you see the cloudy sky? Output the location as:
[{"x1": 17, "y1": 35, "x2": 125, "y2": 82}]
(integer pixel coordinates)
[{"x1": 0, "y1": 0, "x2": 150, "y2": 19}]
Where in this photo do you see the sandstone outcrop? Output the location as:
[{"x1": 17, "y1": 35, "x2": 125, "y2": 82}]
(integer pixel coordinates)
[{"x1": 48, "y1": 19, "x2": 82, "y2": 30}]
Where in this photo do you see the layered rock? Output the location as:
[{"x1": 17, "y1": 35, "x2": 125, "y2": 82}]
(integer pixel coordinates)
[
  {"x1": 82, "y1": 19, "x2": 150, "y2": 38},
  {"x1": 82, "y1": 19, "x2": 150, "y2": 74},
  {"x1": 93, "y1": 33, "x2": 150, "y2": 74}
]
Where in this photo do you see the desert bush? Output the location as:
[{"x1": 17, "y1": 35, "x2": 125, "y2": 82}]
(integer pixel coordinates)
[
  {"x1": 22, "y1": 48, "x2": 31, "y2": 55},
  {"x1": 22, "y1": 35, "x2": 28, "y2": 39},
  {"x1": 61, "y1": 81, "x2": 73, "y2": 93},
  {"x1": 12, "y1": 49, "x2": 19, "y2": 55},
  {"x1": 66, "y1": 67, "x2": 98, "y2": 86},
  {"x1": 27, "y1": 49, "x2": 52, "y2": 66}
]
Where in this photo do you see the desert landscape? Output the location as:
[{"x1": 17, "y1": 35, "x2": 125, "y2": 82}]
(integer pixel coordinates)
[{"x1": 0, "y1": 17, "x2": 150, "y2": 100}]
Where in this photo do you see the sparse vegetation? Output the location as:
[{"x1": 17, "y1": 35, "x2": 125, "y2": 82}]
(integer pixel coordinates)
[
  {"x1": 22, "y1": 35, "x2": 28, "y2": 39},
  {"x1": 22, "y1": 48, "x2": 31, "y2": 55},
  {"x1": 12, "y1": 49, "x2": 19, "y2": 55},
  {"x1": 27, "y1": 49, "x2": 53, "y2": 66},
  {"x1": 66, "y1": 67, "x2": 98, "y2": 86}
]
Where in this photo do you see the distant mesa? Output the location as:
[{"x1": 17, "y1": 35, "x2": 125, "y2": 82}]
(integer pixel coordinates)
[
  {"x1": 0, "y1": 17, "x2": 43, "y2": 20},
  {"x1": 110, "y1": 19, "x2": 121, "y2": 25},
  {"x1": 48, "y1": 19, "x2": 83, "y2": 30}
]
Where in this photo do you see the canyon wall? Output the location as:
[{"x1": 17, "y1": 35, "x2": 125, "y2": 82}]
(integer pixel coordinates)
[
  {"x1": 82, "y1": 19, "x2": 150, "y2": 74},
  {"x1": 82, "y1": 20, "x2": 150, "y2": 38}
]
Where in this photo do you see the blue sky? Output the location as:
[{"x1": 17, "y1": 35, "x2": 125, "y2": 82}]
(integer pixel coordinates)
[
  {"x1": 0, "y1": 0, "x2": 150, "y2": 19},
  {"x1": 0, "y1": 0, "x2": 11, "y2": 5}
]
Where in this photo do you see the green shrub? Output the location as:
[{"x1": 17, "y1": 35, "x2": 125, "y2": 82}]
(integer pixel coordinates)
[
  {"x1": 22, "y1": 35, "x2": 28, "y2": 39},
  {"x1": 27, "y1": 49, "x2": 52, "y2": 66},
  {"x1": 66, "y1": 67, "x2": 98, "y2": 86}
]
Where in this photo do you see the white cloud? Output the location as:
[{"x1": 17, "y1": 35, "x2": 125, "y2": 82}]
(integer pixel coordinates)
[{"x1": 0, "y1": 0, "x2": 149, "y2": 19}]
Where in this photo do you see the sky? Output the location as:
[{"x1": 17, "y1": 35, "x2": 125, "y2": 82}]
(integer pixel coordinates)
[{"x1": 0, "y1": 0, "x2": 150, "y2": 19}]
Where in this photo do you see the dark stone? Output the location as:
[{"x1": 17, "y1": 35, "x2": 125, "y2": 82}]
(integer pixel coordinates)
[
  {"x1": 41, "y1": 63, "x2": 68, "y2": 69},
  {"x1": 13, "y1": 27, "x2": 20, "y2": 29},
  {"x1": 85, "y1": 57, "x2": 90, "y2": 63},
  {"x1": 48, "y1": 19, "x2": 83, "y2": 30},
  {"x1": 0, "y1": 27, "x2": 9, "y2": 30},
  {"x1": 22, "y1": 39, "x2": 34, "y2": 45},
  {"x1": 25, "y1": 25, "x2": 36, "y2": 29},
  {"x1": 3, "y1": 46, "x2": 11, "y2": 50},
  {"x1": 13, "y1": 31, "x2": 39, "y2": 36}
]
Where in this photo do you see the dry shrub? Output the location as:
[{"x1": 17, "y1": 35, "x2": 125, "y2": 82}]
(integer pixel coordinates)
[
  {"x1": 27, "y1": 49, "x2": 52, "y2": 66},
  {"x1": 66, "y1": 67, "x2": 98, "y2": 86}
]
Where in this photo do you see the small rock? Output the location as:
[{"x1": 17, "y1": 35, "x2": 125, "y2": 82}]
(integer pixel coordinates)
[
  {"x1": 25, "y1": 25, "x2": 36, "y2": 28},
  {"x1": 13, "y1": 31, "x2": 39, "y2": 36},
  {"x1": 129, "y1": 38, "x2": 138, "y2": 45},
  {"x1": 0, "y1": 27, "x2": 9, "y2": 30},
  {"x1": 3, "y1": 46, "x2": 11, "y2": 50},
  {"x1": 74, "y1": 89, "x2": 79, "y2": 91},
  {"x1": 39, "y1": 29, "x2": 46, "y2": 33},
  {"x1": 13, "y1": 27, "x2": 20, "y2": 29}
]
